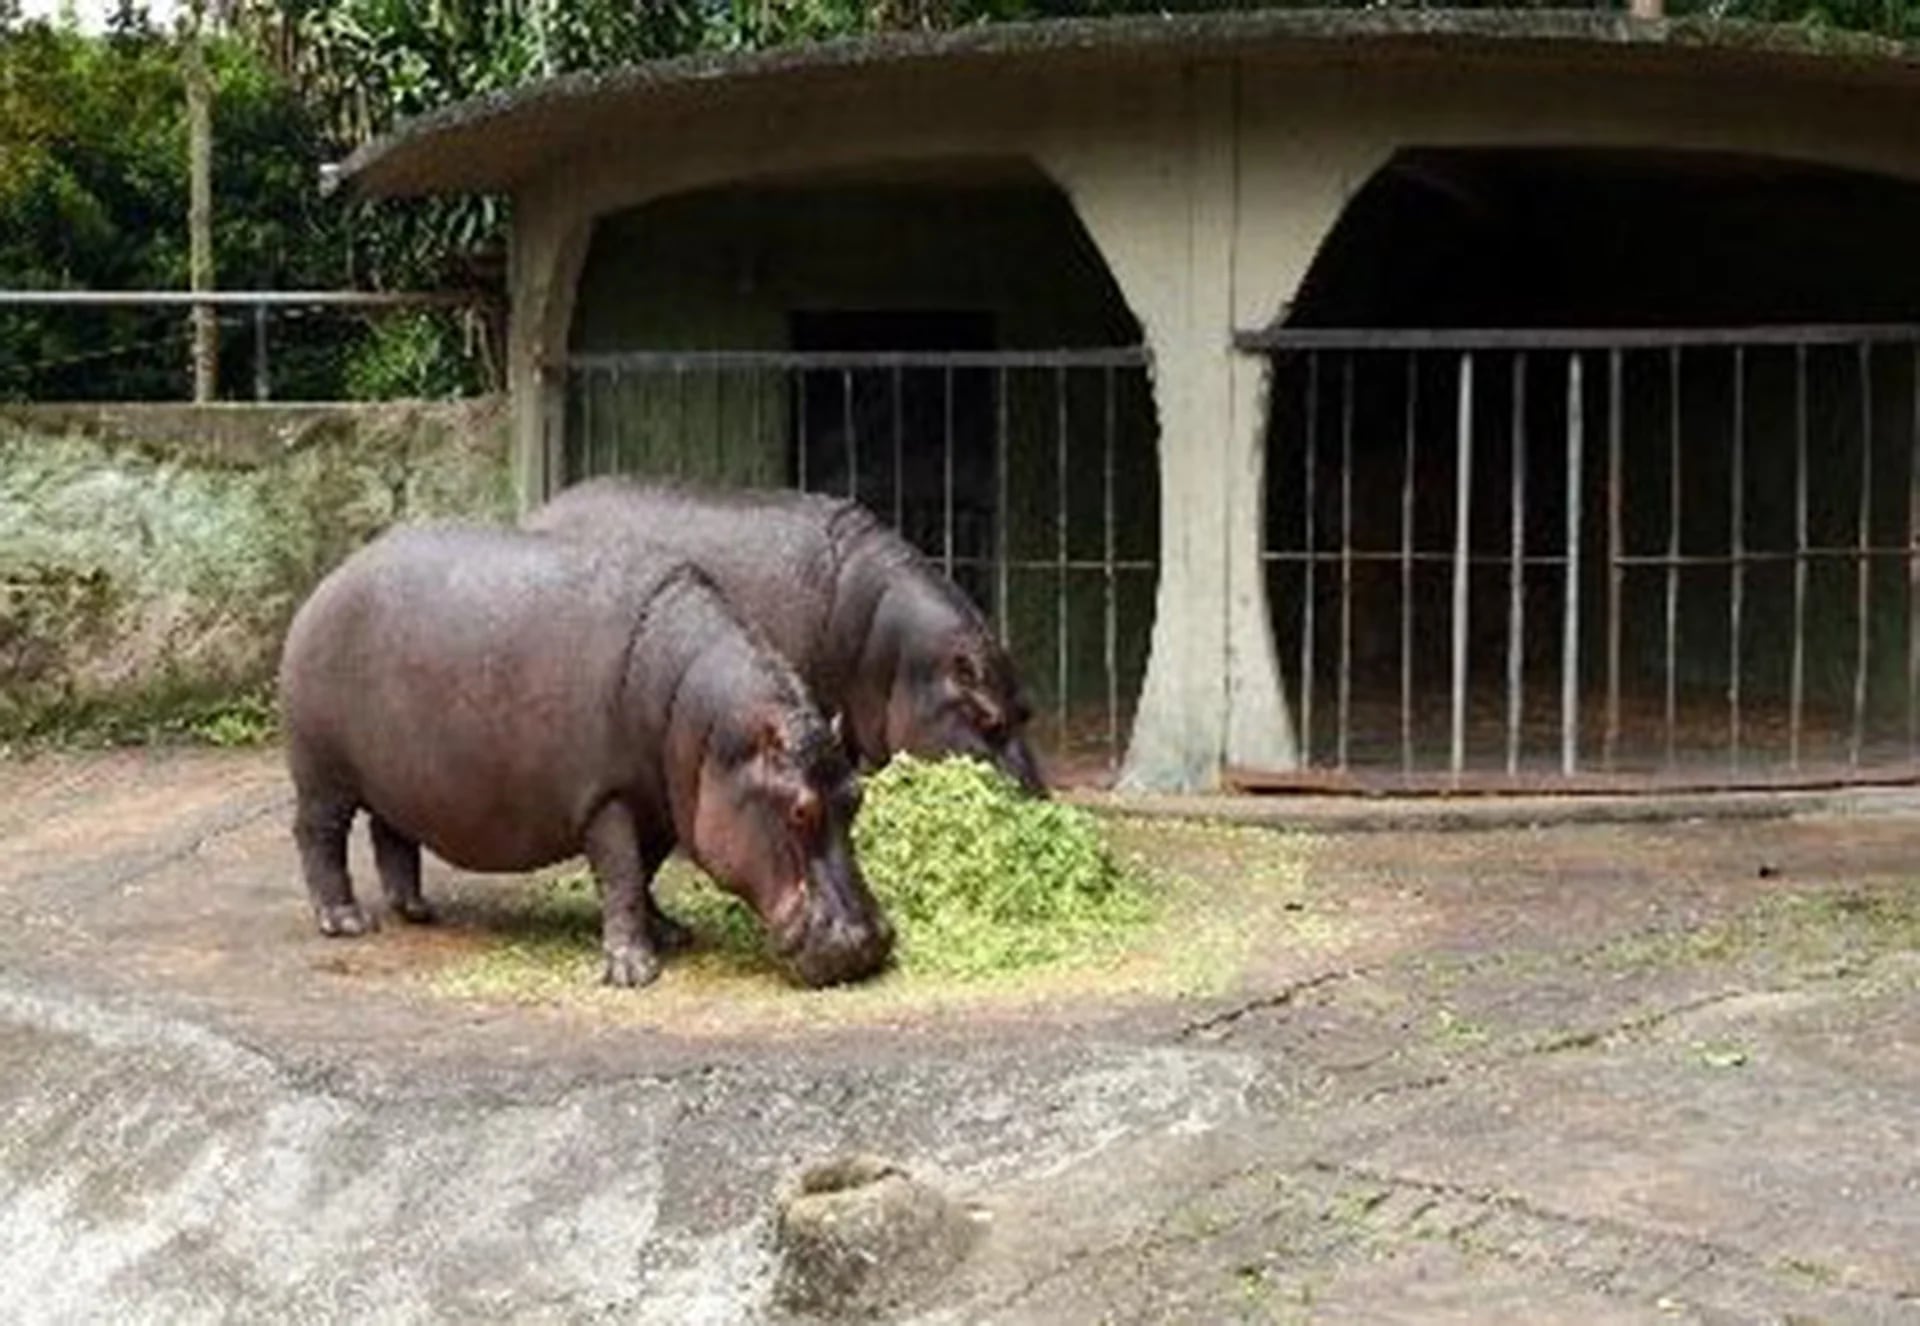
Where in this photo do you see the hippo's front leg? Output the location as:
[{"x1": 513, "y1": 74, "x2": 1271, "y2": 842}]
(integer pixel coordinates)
[
  {"x1": 583, "y1": 802, "x2": 662, "y2": 989},
  {"x1": 639, "y1": 837, "x2": 694, "y2": 954}
]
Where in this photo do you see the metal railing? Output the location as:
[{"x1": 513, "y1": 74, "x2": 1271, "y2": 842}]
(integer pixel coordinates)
[
  {"x1": 559, "y1": 346, "x2": 1159, "y2": 775},
  {"x1": 0, "y1": 289, "x2": 495, "y2": 401},
  {"x1": 1240, "y1": 323, "x2": 1920, "y2": 792}
]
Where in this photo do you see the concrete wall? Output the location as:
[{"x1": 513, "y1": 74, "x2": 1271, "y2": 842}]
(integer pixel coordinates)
[
  {"x1": 0, "y1": 400, "x2": 511, "y2": 742},
  {"x1": 500, "y1": 44, "x2": 1920, "y2": 789}
]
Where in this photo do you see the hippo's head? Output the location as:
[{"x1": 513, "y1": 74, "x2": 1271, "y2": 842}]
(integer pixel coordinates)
[
  {"x1": 687, "y1": 709, "x2": 894, "y2": 988},
  {"x1": 889, "y1": 634, "x2": 1047, "y2": 797}
]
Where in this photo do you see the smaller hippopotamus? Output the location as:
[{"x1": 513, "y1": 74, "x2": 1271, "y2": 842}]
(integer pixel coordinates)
[
  {"x1": 277, "y1": 524, "x2": 892, "y2": 989},
  {"x1": 525, "y1": 480, "x2": 1046, "y2": 795}
]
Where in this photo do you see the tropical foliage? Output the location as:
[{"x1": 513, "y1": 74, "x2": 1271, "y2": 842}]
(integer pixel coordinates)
[{"x1": 4, "y1": 0, "x2": 1918, "y2": 401}]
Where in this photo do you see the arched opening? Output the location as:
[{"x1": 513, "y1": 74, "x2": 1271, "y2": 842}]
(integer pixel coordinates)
[
  {"x1": 1258, "y1": 148, "x2": 1920, "y2": 786},
  {"x1": 562, "y1": 159, "x2": 1157, "y2": 781}
]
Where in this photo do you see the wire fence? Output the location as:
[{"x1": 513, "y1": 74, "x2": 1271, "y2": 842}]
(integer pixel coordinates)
[{"x1": 0, "y1": 290, "x2": 500, "y2": 403}]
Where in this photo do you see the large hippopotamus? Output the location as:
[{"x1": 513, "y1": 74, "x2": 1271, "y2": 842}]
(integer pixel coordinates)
[
  {"x1": 524, "y1": 480, "x2": 1046, "y2": 795},
  {"x1": 277, "y1": 524, "x2": 892, "y2": 989}
]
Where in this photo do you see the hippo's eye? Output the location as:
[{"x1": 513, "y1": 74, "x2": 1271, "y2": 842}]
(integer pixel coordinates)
[{"x1": 786, "y1": 795, "x2": 822, "y2": 839}]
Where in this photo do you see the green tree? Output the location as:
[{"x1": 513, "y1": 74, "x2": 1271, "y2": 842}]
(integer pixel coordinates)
[{"x1": 0, "y1": 13, "x2": 387, "y2": 399}]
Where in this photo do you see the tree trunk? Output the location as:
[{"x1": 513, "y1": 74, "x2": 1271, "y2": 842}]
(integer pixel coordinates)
[{"x1": 185, "y1": 1, "x2": 217, "y2": 402}]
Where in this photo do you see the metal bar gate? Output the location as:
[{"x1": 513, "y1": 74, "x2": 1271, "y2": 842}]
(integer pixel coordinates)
[
  {"x1": 558, "y1": 347, "x2": 1158, "y2": 779},
  {"x1": 1239, "y1": 324, "x2": 1920, "y2": 793}
]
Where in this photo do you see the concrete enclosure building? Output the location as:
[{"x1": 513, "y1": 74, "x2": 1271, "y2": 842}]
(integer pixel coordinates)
[{"x1": 340, "y1": 10, "x2": 1920, "y2": 792}]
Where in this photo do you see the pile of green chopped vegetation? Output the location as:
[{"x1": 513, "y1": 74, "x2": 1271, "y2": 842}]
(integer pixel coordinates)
[
  {"x1": 461, "y1": 754, "x2": 1157, "y2": 992},
  {"x1": 845, "y1": 754, "x2": 1153, "y2": 978}
]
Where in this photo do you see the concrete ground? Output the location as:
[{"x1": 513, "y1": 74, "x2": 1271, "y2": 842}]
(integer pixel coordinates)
[{"x1": 1, "y1": 747, "x2": 1917, "y2": 1324}]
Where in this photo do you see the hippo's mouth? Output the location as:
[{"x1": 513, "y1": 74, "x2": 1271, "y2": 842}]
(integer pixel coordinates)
[
  {"x1": 765, "y1": 879, "x2": 812, "y2": 958},
  {"x1": 787, "y1": 924, "x2": 893, "y2": 988},
  {"x1": 777, "y1": 887, "x2": 895, "y2": 988}
]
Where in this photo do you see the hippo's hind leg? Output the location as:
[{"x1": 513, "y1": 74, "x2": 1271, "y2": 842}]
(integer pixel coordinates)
[
  {"x1": 292, "y1": 787, "x2": 371, "y2": 937},
  {"x1": 370, "y1": 815, "x2": 436, "y2": 925},
  {"x1": 583, "y1": 802, "x2": 662, "y2": 989}
]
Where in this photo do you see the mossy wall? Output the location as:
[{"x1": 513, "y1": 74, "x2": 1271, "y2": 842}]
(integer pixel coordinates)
[{"x1": 0, "y1": 399, "x2": 511, "y2": 744}]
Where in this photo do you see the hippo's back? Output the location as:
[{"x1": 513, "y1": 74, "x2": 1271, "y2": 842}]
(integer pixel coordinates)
[
  {"x1": 279, "y1": 524, "x2": 678, "y2": 869},
  {"x1": 526, "y1": 480, "x2": 849, "y2": 683}
]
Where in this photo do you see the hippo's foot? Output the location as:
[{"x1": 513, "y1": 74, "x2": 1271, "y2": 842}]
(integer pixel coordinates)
[
  {"x1": 602, "y1": 944, "x2": 662, "y2": 989},
  {"x1": 391, "y1": 896, "x2": 438, "y2": 926},
  {"x1": 646, "y1": 908, "x2": 694, "y2": 953},
  {"x1": 315, "y1": 903, "x2": 374, "y2": 937}
]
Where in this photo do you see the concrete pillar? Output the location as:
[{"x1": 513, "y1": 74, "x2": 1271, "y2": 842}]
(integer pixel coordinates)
[
  {"x1": 1051, "y1": 62, "x2": 1296, "y2": 791},
  {"x1": 507, "y1": 182, "x2": 596, "y2": 513}
]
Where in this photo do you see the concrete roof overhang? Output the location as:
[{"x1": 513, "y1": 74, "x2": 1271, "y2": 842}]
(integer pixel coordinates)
[{"x1": 332, "y1": 9, "x2": 1920, "y2": 199}]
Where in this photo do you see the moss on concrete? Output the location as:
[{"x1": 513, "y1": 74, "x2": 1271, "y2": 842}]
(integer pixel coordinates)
[{"x1": 0, "y1": 400, "x2": 510, "y2": 746}]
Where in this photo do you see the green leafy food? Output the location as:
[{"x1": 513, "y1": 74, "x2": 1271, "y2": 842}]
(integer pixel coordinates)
[
  {"x1": 515, "y1": 753, "x2": 1156, "y2": 985},
  {"x1": 847, "y1": 753, "x2": 1153, "y2": 977}
]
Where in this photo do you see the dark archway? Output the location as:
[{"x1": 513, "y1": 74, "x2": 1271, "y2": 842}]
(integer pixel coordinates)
[
  {"x1": 1288, "y1": 147, "x2": 1920, "y2": 329},
  {"x1": 1262, "y1": 148, "x2": 1920, "y2": 784},
  {"x1": 562, "y1": 160, "x2": 1157, "y2": 778}
]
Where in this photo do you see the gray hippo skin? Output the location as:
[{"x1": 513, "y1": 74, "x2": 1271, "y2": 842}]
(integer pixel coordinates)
[
  {"x1": 277, "y1": 525, "x2": 893, "y2": 989},
  {"x1": 525, "y1": 480, "x2": 1047, "y2": 795}
]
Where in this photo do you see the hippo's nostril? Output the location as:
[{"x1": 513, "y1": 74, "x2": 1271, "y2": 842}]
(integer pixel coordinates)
[{"x1": 789, "y1": 916, "x2": 893, "y2": 988}]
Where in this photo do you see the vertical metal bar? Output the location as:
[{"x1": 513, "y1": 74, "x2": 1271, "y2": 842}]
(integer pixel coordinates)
[
  {"x1": 1450, "y1": 352, "x2": 1474, "y2": 781},
  {"x1": 618, "y1": 368, "x2": 632, "y2": 474},
  {"x1": 1056, "y1": 364, "x2": 1070, "y2": 755},
  {"x1": 1401, "y1": 352, "x2": 1418, "y2": 773},
  {"x1": 842, "y1": 367, "x2": 858, "y2": 502},
  {"x1": 750, "y1": 364, "x2": 766, "y2": 485},
  {"x1": 1910, "y1": 342, "x2": 1920, "y2": 763},
  {"x1": 1104, "y1": 363, "x2": 1119, "y2": 768},
  {"x1": 581, "y1": 367, "x2": 596, "y2": 482},
  {"x1": 604, "y1": 367, "x2": 617, "y2": 479},
  {"x1": 1730, "y1": 346, "x2": 1746, "y2": 769},
  {"x1": 1605, "y1": 348, "x2": 1623, "y2": 770},
  {"x1": 1301, "y1": 354, "x2": 1319, "y2": 766},
  {"x1": 1852, "y1": 341, "x2": 1873, "y2": 767},
  {"x1": 1791, "y1": 345, "x2": 1809, "y2": 769},
  {"x1": 1563, "y1": 353, "x2": 1585, "y2": 776},
  {"x1": 892, "y1": 365, "x2": 906, "y2": 529},
  {"x1": 674, "y1": 363, "x2": 689, "y2": 481},
  {"x1": 995, "y1": 366, "x2": 1010, "y2": 647},
  {"x1": 1508, "y1": 352, "x2": 1527, "y2": 775},
  {"x1": 797, "y1": 369, "x2": 811, "y2": 491},
  {"x1": 713, "y1": 364, "x2": 728, "y2": 481},
  {"x1": 943, "y1": 365, "x2": 955, "y2": 577},
  {"x1": 1665, "y1": 345, "x2": 1681, "y2": 769},
  {"x1": 1338, "y1": 354, "x2": 1355, "y2": 772},
  {"x1": 252, "y1": 304, "x2": 269, "y2": 402}
]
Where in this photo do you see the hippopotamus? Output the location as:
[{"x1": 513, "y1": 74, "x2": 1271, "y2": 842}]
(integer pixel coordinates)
[
  {"x1": 524, "y1": 480, "x2": 1046, "y2": 795},
  {"x1": 276, "y1": 524, "x2": 893, "y2": 989}
]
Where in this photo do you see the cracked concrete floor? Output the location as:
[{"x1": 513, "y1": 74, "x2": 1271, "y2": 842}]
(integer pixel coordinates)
[{"x1": 1, "y1": 747, "x2": 1917, "y2": 1323}]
